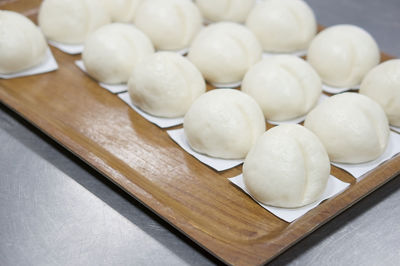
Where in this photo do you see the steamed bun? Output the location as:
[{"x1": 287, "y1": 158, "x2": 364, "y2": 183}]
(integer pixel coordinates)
[
  {"x1": 38, "y1": 0, "x2": 111, "y2": 44},
  {"x1": 305, "y1": 93, "x2": 389, "y2": 163},
  {"x1": 195, "y1": 0, "x2": 255, "y2": 23},
  {"x1": 184, "y1": 89, "x2": 265, "y2": 159},
  {"x1": 307, "y1": 25, "x2": 380, "y2": 88},
  {"x1": 0, "y1": 11, "x2": 48, "y2": 74},
  {"x1": 128, "y1": 52, "x2": 206, "y2": 118},
  {"x1": 246, "y1": 0, "x2": 317, "y2": 52},
  {"x1": 243, "y1": 124, "x2": 330, "y2": 208},
  {"x1": 188, "y1": 22, "x2": 262, "y2": 84},
  {"x1": 104, "y1": 0, "x2": 143, "y2": 22},
  {"x1": 360, "y1": 59, "x2": 400, "y2": 127},
  {"x1": 135, "y1": 0, "x2": 202, "y2": 51},
  {"x1": 242, "y1": 55, "x2": 321, "y2": 121},
  {"x1": 83, "y1": 23, "x2": 154, "y2": 84}
]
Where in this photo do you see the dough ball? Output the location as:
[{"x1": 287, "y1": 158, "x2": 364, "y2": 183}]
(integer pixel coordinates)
[
  {"x1": 135, "y1": 0, "x2": 202, "y2": 51},
  {"x1": 307, "y1": 25, "x2": 380, "y2": 88},
  {"x1": 304, "y1": 93, "x2": 389, "y2": 164},
  {"x1": 242, "y1": 55, "x2": 322, "y2": 121},
  {"x1": 83, "y1": 23, "x2": 154, "y2": 84},
  {"x1": 0, "y1": 10, "x2": 48, "y2": 74},
  {"x1": 188, "y1": 22, "x2": 262, "y2": 84},
  {"x1": 38, "y1": 0, "x2": 111, "y2": 44},
  {"x1": 243, "y1": 124, "x2": 330, "y2": 208},
  {"x1": 104, "y1": 0, "x2": 143, "y2": 22},
  {"x1": 195, "y1": 0, "x2": 255, "y2": 23},
  {"x1": 128, "y1": 52, "x2": 206, "y2": 118},
  {"x1": 246, "y1": 0, "x2": 317, "y2": 52},
  {"x1": 360, "y1": 59, "x2": 400, "y2": 127},
  {"x1": 184, "y1": 89, "x2": 266, "y2": 159}
]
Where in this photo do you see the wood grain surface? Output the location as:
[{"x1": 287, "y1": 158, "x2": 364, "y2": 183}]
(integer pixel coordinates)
[{"x1": 1, "y1": 1, "x2": 399, "y2": 265}]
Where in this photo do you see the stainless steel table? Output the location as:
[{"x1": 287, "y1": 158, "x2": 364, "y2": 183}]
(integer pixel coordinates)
[{"x1": 1, "y1": 0, "x2": 400, "y2": 265}]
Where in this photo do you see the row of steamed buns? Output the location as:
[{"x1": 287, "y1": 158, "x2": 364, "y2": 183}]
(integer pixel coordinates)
[
  {"x1": 1, "y1": 0, "x2": 399, "y2": 208},
  {"x1": 0, "y1": 0, "x2": 384, "y2": 88},
  {"x1": 44, "y1": 0, "x2": 379, "y2": 88},
  {"x1": 30, "y1": 0, "x2": 397, "y2": 125},
  {"x1": 1, "y1": 0, "x2": 394, "y2": 123},
  {"x1": 37, "y1": 0, "x2": 314, "y2": 52}
]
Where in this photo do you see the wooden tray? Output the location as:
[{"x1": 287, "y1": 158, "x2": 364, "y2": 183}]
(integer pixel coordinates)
[{"x1": 1, "y1": 1, "x2": 399, "y2": 265}]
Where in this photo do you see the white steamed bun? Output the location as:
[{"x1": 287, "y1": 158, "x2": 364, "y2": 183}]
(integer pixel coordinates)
[
  {"x1": 360, "y1": 59, "x2": 400, "y2": 127},
  {"x1": 188, "y1": 22, "x2": 262, "y2": 84},
  {"x1": 134, "y1": 0, "x2": 202, "y2": 51},
  {"x1": 246, "y1": 0, "x2": 317, "y2": 53},
  {"x1": 243, "y1": 124, "x2": 330, "y2": 208},
  {"x1": 83, "y1": 23, "x2": 154, "y2": 84},
  {"x1": 307, "y1": 25, "x2": 380, "y2": 88},
  {"x1": 184, "y1": 89, "x2": 266, "y2": 159},
  {"x1": 195, "y1": 0, "x2": 255, "y2": 23},
  {"x1": 305, "y1": 93, "x2": 389, "y2": 163},
  {"x1": 128, "y1": 52, "x2": 206, "y2": 118},
  {"x1": 104, "y1": 0, "x2": 143, "y2": 23},
  {"x1": 38, "y1": 0, "x2": 110, "y2": 44},
  {"x1": 242, "y1": 55, "x2": 321, "y2": 121},
  {"x1": 0, "y1": 11, "x2": 48, "y2": 74}
]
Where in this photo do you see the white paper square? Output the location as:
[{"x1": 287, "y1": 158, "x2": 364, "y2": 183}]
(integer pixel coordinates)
[
  {"x1": 268, "y1": 94, "x2": 330, "y2": 125},
  {"x1": 391, "y1": 125, "x2": 400, "y2": 134},
  {"x1": 167, "y1": 128, "x2": 244, "y2": 171},
  {"x1": 48, "y1": 40, "x2": 84, "y2": 55},
  {"x1": 332, "y1": 132, "x2": 400, "y2": 180},
  {"x1": 0, "y1": 49, "x2": 58, "y2": 79},
  {"x1": 262, "y1": 49, "x2": 307, "y2": 59},
  {"x1": 229, "y1": 174, "x2": 350, "y2": 223},
  {"x1": 322, "y1": 83, "x2": 360, "y2": 94},
  {"x1": 98, "y1": 83, "x2": 128, "y2": 94},
  {"x1": 118, "y1": 92, "x2": 184, "y2": 128},
  {"x1": 75, "y1": 60, "x2": 128, "y2": 94},
  {"x1": 210, "y1": 81, "x2": 242, "y2": 89}
]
